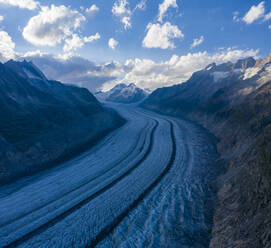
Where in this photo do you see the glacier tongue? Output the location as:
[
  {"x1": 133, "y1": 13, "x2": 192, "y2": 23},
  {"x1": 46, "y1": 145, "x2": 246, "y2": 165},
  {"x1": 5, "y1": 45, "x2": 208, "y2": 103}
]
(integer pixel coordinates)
[{"x1": 0, "y1": 105, "x2": 219, "y2": 248}]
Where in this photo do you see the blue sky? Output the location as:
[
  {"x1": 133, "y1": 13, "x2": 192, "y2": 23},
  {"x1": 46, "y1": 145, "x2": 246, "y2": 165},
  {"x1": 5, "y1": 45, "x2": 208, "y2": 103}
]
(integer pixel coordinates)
[{"x1": 0, "y1": 0, "x2": 270, "y2": 91}]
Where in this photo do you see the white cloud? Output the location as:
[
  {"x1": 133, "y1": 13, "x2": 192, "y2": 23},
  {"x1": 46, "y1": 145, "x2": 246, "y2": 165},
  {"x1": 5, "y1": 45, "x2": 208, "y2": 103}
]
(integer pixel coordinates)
[
  {"x1": 0, "y1": 30, "x2": 15, "y2": 61},
  {"x1": 190, "y1": 36, "x2": 204, "y2": 49},
  {"x1": 84, "y1": 33, "x2": 100, "y2": 43},
  {"x1": 121, "y1": 16, "x2": 131, "y2": 29},
  {"x1": 85, "y1": 4, "x2": 99, "y2": 18},
  {"x1": 264, "y1": 11, "x2": 271, "y2": 21},
  {"x1": 112, "y1": 0, "x2": 132, "y2": 29},
  {"x1": 23, "y1": 5, "x2": 86, "y2": 46},
  {"x1": 157, "y1": 0, "x2": 178, "y2": 23},
  {"x1": 0, "y1": 0, "x2": 39, "y2": 10},
  {"x1": 269, "y1": 24, "x2": 271, "y2": 29},
  {"x1": 56, "y1": 52, "x2": 77, "y2": 61},
  {"x1": 243, "y1": 2, "x2": 265, "y2": 24},
  {"x1": 63, "y1": 33, "x2": 100, "y2": 52},
  {"x1": 241, "y1": 2, "x2": 271, "y2": 26},
  {"x1": 112, "y1": 0, "x2": 146, "y2": 29},
  {"x1": 112, "y1": 0, "x2": 131, "y2": 16},
  {"x1": 142, "y1": 22, "x2": 184, "y2": 49},
  {"x1": 108, "y1": 38, "x2": 119, "y2": 50},
  {"x1": 134, "y1": 0, "x2": 147, "y2": 11},
  {"x1": 0, "y1": 15, "x2": 3, "y2": 22},
  {"x1": 63, "y1": 34, "x2": 83, "y2": 52}
]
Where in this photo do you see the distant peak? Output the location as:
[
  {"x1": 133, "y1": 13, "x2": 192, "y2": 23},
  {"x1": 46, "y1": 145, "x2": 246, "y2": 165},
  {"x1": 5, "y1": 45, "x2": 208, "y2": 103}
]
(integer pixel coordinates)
[
  {"x1": 5, "y1": 59, "x2": 16, "y2": 65},
  {"x1": 234, "y1": 57, "x2": 256, "y2": 70},
  {"x1": 23, "y1": 59, "x2": 33, "y2": 65},
  {"x1": 5, "y1": 59, "x2": 47, "y2": 81},
  {"x1": 113, "y1": 83, "x2": 126, "y2": 88},
  {"x1": 214, "y1": 62, "x2": 233, "y2": 72}
]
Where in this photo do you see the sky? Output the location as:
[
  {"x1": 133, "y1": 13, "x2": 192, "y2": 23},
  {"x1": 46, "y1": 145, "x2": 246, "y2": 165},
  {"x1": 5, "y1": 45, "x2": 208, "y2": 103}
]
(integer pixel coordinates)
[{"x1": 0, "y1": 0, "x2": 270, "y2": 92}]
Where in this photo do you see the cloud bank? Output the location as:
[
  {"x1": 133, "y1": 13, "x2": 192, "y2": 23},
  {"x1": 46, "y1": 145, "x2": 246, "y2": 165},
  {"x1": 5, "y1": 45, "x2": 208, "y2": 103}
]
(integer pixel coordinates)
[
  {"x1": 108, "y1": 38, "x2": 119, "y2": 50},
  {"x1": 63, "y1": 33, "x2": 100, "y2": 52},
  {"x1": 85, "y1": 4, "x2": 99, "y2": 18},
  {"x1": 20, "y1": 48, "x2": 259, "y2": 93}
]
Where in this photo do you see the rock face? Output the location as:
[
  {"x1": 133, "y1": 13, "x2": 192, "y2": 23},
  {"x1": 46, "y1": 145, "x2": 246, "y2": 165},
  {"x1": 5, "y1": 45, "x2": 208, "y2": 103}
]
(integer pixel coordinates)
[
  {"x1": 95, "y1": 83, "x2": 148, "y2": 104},
  {"x1": 142, "y1": 55, "x2": 271, "y2": 248},
  {"x1": 0, "y1": 60, "x2": 125, "y2": 186}
]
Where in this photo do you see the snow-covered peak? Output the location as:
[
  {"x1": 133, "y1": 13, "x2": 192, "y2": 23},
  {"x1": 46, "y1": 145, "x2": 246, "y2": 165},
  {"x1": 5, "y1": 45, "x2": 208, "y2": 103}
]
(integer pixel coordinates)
[
  {"x1": 202, "y1": 58, "x2": 258, "y2": 83},
  {"x1": 111, "y1": 83, "x2": 127, "y2": 91},
  {"x1": 243, "y1": 55, "x2": 271, "y2": 81},
  {"x1": 95, "y1": 83, "x2": 148, "y2": 104},
  {"x1": 234, "y1": 57, "x2": 256, "y2": 71}
]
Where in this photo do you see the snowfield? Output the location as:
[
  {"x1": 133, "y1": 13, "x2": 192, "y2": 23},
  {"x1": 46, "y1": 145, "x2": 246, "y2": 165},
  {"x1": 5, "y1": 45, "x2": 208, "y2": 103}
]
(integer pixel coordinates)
[{"x1": 0, "y1": 105, "x2": 219, "y2": 248}]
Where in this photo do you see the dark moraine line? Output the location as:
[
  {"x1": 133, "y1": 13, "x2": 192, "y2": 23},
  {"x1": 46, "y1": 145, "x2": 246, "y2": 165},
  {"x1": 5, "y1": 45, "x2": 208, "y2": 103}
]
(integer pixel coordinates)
[
  {"x1": 86, "y1": 120, "x2": 177, "y2": 248},
  {"x1": 5, "y1": 119, "x2": 159, "y2": 248},
  {"x1": 0, "y1": 119, "x2": 150, "y2": 229}
]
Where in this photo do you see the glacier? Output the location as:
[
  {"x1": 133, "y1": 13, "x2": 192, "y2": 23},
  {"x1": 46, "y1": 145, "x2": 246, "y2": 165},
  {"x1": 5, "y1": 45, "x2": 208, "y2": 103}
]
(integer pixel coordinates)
[{"x1": 0, "y1": 105, "x2": 219, "y2": 248}]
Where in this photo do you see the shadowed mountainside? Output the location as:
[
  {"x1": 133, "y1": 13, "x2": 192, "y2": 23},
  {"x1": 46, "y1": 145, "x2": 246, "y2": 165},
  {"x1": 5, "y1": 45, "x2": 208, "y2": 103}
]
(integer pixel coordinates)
[
  {"x1": 0, "y1": 60, "x2": 125, "y2": 186},
  {"x1": 142, "y1": 54, "x2": 271, "y2": 248}
]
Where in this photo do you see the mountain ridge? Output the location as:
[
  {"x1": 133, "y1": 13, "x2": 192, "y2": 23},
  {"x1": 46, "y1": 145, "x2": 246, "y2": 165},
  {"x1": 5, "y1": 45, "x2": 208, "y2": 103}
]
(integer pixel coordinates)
[
  {"x1": 0, "y1": 60, "x2": 125, "y2": 186},
  {"x1": 142, "y1": 54, "x2": 271, "y2": 248}
]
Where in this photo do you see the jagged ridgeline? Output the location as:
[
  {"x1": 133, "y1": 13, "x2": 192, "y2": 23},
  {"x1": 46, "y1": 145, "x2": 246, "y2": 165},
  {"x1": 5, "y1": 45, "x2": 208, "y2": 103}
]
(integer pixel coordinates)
[
  {"x1": 142, "y1": 54, "x2": 271, "y2": 248},
  {"x1": 0, "y1": 60, "x2": 125, "y2": 186}
]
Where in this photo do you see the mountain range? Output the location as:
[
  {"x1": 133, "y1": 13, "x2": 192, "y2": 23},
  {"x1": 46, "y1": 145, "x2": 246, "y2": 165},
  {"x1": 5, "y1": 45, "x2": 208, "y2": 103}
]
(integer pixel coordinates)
[
  {"x1": 1, "y1": 54, "x2": 270, "y2": 247},
  {"x1": 142, "y1": 54, "x2": 271, "y2": 248},
  {"x1": 95, "y1": 83, "x2": 148, "y2": 104},
  {"x1": 0, "y1": 60, "x2": 124, "y2": 186}
]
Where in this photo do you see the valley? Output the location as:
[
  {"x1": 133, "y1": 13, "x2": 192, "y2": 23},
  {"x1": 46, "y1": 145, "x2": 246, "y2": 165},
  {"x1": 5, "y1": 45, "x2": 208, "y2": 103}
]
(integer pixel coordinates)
[
  {"x1": 0, "y1": 105, "x2": 219, "y2": 248},
  {"x1": 1, "y1": 1, "x2": 270, "y2": 247}
]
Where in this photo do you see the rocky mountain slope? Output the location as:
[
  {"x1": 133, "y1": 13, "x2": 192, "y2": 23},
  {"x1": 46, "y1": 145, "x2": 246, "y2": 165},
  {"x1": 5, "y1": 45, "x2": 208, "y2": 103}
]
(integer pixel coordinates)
[
  {"x1": 95, "y1": 83, "x2": 148, "y2": 103},
  {"x1": 142, "y1": 54, "x2": 271, "y2": 248},
  {"x1": 0, "y1": 60, "x2": 124, "y2": 186}
]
